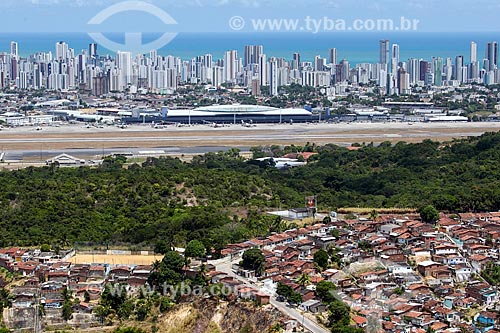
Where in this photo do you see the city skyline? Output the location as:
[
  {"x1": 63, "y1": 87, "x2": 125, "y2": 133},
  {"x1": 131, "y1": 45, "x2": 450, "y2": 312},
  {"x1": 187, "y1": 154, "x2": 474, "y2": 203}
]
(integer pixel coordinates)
[
  {"x1": 1, "y1": 32, "x2": 499, "y2": 63},
  {"x1": 1, "y1": 36, "x2": 499, "y2": 96}
]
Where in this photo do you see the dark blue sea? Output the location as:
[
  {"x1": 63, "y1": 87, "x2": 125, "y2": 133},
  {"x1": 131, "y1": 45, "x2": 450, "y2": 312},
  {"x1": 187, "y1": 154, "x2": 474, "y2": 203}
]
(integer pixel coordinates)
[{"x1": 1, "y1": 32, "x2": 499, "y2": 64}]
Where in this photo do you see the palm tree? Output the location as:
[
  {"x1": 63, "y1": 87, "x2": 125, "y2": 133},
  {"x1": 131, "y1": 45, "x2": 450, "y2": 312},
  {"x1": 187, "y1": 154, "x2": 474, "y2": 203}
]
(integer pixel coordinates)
[
  {"x1": 369, "y1": 209, "x2": 379, "y2": 221},
  {"x1": 267, "y1": 216, "x2": 287, "y2": 233},
  {"x1": 0, "y1": 288, "x2": 13, "y2": 308},
  {"x1": 296, "y1": 272, "x2": 311, "y2": 287},
  {"x1": 61, "y1": 287, "x2": 72, "y2": 302},
  {"x1": 152, "y1": 260, "x2": 161, "y2": 272}
]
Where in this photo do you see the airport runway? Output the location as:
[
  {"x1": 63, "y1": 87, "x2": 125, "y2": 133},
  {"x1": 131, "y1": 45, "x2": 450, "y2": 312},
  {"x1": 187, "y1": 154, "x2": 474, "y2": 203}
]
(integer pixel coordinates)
[
  {"x1": 4, "y1": 146, "x2": 248, "y2": 162},
  {"x1": 1, "y1": 122, "x2": 500, "y2": 161}
]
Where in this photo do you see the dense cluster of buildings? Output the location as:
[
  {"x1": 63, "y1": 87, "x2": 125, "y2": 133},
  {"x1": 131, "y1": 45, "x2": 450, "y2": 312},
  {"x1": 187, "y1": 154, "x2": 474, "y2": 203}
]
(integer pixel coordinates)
[
  {"x1": 0, "y1": 39, "x2": 498, "y2": 126},
  {"x1": 3, "y1": 211, "x2": 500, "y2": 331},
  {"x1": 220, "y1": 212, "x2": 500, "y2": 332},
  {"x1": 0, "y1": 248, "x2": 156, "y2": 330},
  {"x1": 0, "y1": 40, "x2": 498, "y2": 97},
  {"x1": 378, "y1": 40, "x2": 499, "y2": 94}
]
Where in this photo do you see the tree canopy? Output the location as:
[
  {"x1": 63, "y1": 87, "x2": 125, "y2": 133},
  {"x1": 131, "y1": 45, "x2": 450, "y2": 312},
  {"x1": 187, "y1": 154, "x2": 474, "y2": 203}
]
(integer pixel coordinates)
[
  {"x1": 419, "y1": 205, "x2": 440, "y2": 223},
  {"x1": 185, "y1": 240, "x2": 206, "y2": 258},
  {"x1": 315, "y1": 280, "x2": 337, "y2": 303},
  {"x1": 241, "y1": 248, "x2": 265, "y2": 276},
  {"x1": 148, "y1": 250, "x2": 185, "y2": 287},
  {"x1": 2, "y1": 132, "x2": 500, "y2": 247},
  {"x1": 314, "y1": 249, "x2": 329, "y2": 271}
]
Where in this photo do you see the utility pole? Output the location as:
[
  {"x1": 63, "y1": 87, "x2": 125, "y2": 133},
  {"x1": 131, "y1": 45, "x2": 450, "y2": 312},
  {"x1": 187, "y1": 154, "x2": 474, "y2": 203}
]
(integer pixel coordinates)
[
  {"x1": 34, "y1": 288, "x2": 42, "y2": 333},
  {"x1": 301, "y1": 310, "x2": 305, "y2": 332}
]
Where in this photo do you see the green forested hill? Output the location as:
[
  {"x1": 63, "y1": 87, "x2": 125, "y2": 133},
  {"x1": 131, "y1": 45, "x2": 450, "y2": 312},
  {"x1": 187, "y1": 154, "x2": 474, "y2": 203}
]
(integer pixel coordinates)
[{"x1": 1, "y1": 132, "x2": 500, "y2": 248}]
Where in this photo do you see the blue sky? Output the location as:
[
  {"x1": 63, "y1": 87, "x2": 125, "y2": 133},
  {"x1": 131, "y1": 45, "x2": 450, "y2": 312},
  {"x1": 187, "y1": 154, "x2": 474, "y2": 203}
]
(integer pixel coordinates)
[{"x1": 2, "y1": 0, "x2": 500, "y2": 33}]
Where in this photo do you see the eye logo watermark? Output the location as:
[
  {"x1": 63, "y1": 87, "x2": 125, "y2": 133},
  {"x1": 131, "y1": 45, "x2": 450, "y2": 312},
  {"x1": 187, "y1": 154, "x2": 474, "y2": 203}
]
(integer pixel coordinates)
[{"x1": 88, "y1": 1, "x2": 178, "y2": 54}]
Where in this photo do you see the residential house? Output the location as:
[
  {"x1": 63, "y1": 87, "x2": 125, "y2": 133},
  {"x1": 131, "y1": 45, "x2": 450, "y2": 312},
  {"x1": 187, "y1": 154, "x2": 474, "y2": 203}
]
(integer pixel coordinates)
[
  {"x1": 451, "y1": 264, "x2": 472, "y2": 282},
  {"x1": 352, "y1": 315, "x2": 367, "y2": 328},
  {"x1": 88, "y1": 265, "x2": 106, "y2": 280},
  {"x1": 358, "y1": 270, "x2": 389, "y2": 283},
  {"x1": 469, "y1": 254, "x2": 493, "y2": 273},
  {"x1": 466, "y1": 282, "x2": 497, "y2": 305},
  {"x1": 255, "y1": 293, "x2": 270, "y2": 305},
  {"x1": 454, "y1": 297, "x2": 476, "y2": 309},
  {"x1": 73, "y1": 302, "x2": 93, "y2": 314},
  {"x1": 47, "y1": 271, "x2": 69, "y2": 284},
  {"x1": 407, "y1": 284, "x2": 433, "y2": 297},
  {"x1": 433, "y1": 244, "x2": 459, "y2": 256},
  {"x1": 476, "y1": 311, "x2": 498, "y2": 327},
  {"x1": 299, "y1": 299, "x2": 328, "y2": 314},
  {"x1": 417, "y1": 261, "x2": 441, "y2": 277}
]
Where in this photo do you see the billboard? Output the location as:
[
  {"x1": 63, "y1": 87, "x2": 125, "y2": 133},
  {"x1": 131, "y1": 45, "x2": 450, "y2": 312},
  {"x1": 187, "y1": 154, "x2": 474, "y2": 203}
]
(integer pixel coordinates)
[{"x1": 305, "y1": 195, "x2": 317, "y2": 209}]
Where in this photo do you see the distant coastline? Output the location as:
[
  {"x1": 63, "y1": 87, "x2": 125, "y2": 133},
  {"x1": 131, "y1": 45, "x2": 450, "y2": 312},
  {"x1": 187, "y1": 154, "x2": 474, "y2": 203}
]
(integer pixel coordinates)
[{"x1": 0, "y1": 31, "x2": 499, "y2": 64}]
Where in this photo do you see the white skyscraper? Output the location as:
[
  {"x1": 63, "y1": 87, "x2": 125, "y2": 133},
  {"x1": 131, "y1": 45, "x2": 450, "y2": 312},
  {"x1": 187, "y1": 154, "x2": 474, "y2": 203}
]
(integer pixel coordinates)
[
  {"x1": 292, "y1": 53, "x2": 301, "y2": 71},
  {"x1": 117, "y1": 51, "x2": 132, "y2": 89},
  {"x1": 391, "y1": 44, "x2": 400, "y2": 74},
  {"x1": 244, "y1": 45, "x2": 263, "y2": 67},
  {"x1": 212, "y1": 66, "x2": 224, "y2": 87},
  {"x1": 314, "y1": 55, "x2": 326, "y2": 71},
  {"x1": 56, "y1": 42, "x2": 68, "y2": 60},
  {"x1": 461, "y1": 66, "x2": 468, "y2": 84},
  {"x1": 328, "y1": 48, "x2": 338, "y2": 65},
  {"x1": 269, "y1": 58, "x2": 278, "y2": 96},
  {"x1": 259, "y1": 54, "x2": 267, "y2": 85},
  {"x1": 89, "y1": 43, "x2": 98, "y2": 58},
  {"x1": 150, "y1": 50, "x2": 158, "y2": 67},
  {"x1": 455, "y1": 56, "x2": 464, "y2": 83},
  {"x1": 470, "y1": 41, "x2": 477, "y2": 63},
  {"x1": 445, "y1": 58, "x2": 453, "y2": 82},
  {"x1": 223, "y1": 50, "x2": 238, "y2": 83},
  {"x1": 487, "y1": 41, "x2": 498, "y2": 71},
  {"x1": 408, "y1": 58, "x2": 420, "y2": 84},
  {"x1": 378, "y1": 68, "x2": 387, "y2": 88},
  {"x1": 203, "y1": 54, "x2": 213, "y2": 83},
  {"x1": 10, "y1": 42, "x2": 18, "y2": 59},
  {"x1": 398, "y1": 68, "x2": 410, "y2": 95},
  {"x1": 434, "y1": 57, "x2": 443, "y2": 86},
  {"x1": 379, "y1": 40, "x2": 389, "y2": 65}
]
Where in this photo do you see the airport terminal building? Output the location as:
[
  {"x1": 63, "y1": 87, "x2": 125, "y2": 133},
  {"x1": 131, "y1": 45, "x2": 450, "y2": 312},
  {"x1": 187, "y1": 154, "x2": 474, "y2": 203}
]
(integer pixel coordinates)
[{"x1": 135, "y1": 105, "x2": 320, "y2": 124}]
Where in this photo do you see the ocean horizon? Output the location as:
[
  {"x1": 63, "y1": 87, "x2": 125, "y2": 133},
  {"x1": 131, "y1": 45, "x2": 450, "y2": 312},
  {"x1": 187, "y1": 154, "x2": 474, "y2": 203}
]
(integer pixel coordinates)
[{"x1": 1, "y1": 32, "x2": 499, "y2": 65}]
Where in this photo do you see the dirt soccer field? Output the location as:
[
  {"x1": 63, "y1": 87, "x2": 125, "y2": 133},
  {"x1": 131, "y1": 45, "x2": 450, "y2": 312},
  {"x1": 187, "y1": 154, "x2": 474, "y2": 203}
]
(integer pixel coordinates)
[{"x1": 69, "y1": 254, "x2": 163, "y2": 265}]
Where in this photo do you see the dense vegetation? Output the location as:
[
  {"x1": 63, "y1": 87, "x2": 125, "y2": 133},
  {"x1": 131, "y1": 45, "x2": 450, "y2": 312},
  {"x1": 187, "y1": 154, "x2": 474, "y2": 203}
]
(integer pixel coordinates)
[
  {"x1": 481, "y1": 263, "x2": 500, "y2": 286},
  {"x1": 0, "y1": 288, "x2": 13, "y2": 317},
  {"x1": 2, "y1": 132, "x2": 500, "y2": 248},
  {"x1": 241, "y1": 248, "x2": 266, "y2": 276}
]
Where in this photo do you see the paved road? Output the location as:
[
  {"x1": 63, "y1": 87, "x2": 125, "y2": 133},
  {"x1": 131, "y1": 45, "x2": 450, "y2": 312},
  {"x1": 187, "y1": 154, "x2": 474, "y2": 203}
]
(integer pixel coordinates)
[
  {"x1": 269, "y1": 297, "x2": 329, "y2": 333},
  {"x1": 0, "y1": 131, "x2": 492, "y2": 144},
  {"x1": 3, "y1": 146, "x2": 248, "y2": 161},
  {"x1": 214, "y1": 259, "x2": 329, "y2": 333}
]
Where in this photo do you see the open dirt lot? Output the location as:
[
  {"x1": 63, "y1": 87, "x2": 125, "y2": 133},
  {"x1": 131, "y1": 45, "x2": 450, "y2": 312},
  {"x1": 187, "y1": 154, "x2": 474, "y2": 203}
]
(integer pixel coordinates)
[{"x1": 69, "y1": 254, "x2": 163, "y2": 265}]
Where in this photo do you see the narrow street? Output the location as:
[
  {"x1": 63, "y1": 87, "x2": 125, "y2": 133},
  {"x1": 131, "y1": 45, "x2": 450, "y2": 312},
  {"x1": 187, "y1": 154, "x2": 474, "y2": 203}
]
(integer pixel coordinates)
[{"x1": 214, "y1": 259, "x2": 329, "y2": 333}]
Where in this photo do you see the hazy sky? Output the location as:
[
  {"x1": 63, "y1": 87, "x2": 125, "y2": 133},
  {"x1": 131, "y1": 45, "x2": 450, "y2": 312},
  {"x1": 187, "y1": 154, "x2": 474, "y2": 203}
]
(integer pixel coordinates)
[{"x1": 2, "y1": 0, "x2": 500, "y2": 33}]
